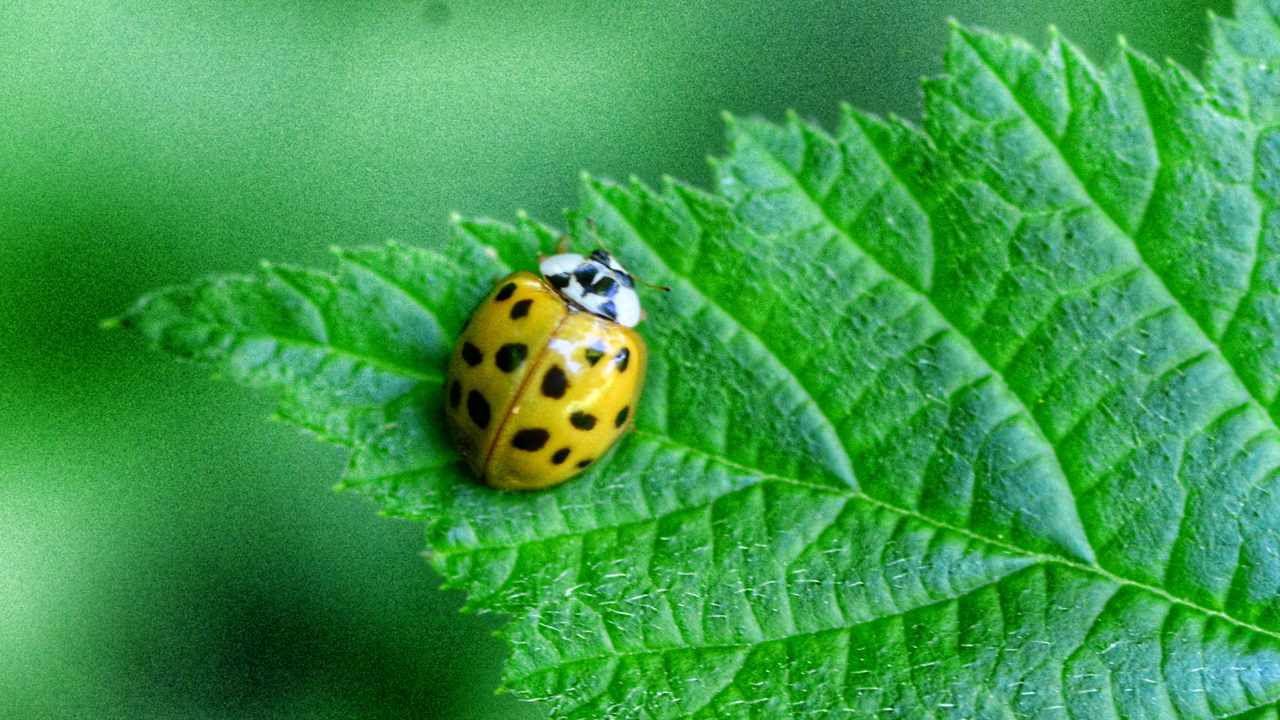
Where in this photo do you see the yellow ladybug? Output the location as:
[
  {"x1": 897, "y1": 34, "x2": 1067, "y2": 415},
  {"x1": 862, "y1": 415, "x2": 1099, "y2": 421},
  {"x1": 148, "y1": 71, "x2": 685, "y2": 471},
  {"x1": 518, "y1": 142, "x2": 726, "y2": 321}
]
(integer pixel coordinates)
[{"x1": 445, "y1": 248, "x2": 655, "y2": 490}]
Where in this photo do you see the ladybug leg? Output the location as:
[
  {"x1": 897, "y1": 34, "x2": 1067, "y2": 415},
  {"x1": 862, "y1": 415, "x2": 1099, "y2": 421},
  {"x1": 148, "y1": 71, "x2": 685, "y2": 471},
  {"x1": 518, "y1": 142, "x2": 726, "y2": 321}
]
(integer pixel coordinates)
[{"x1": 539, "y1": 234, "x2": 571, "y2": 265}]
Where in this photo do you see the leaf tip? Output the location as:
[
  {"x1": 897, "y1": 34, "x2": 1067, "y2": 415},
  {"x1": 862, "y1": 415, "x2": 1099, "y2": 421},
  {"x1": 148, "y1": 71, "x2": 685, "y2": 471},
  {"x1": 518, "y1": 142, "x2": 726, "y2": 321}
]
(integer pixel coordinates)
[
  {"x1": 581, "y1": 172, "x2": 611, "y2": 196},
  {"x1": 945, "y1": 17, "x2": 984, "y2": 48},
  {"x1": 884, "y1": 110, "x2": 911, "y2": 128}
]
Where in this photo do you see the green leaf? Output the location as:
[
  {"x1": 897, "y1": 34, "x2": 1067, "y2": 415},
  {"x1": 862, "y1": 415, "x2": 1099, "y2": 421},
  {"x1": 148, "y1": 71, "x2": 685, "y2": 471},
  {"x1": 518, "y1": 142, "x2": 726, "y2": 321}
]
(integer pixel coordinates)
[
  {"x1": 118, "y1": 4, "x2": 1280, "y2": 718},
  {"x1": 1207, "y1": 0, "x2": 1280, "y2": 427}
]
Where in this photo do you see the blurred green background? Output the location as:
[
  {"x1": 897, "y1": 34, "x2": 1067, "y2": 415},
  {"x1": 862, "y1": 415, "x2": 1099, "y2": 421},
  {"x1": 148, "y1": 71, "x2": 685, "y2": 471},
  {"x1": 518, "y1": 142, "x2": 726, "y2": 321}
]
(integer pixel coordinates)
[{"x1": 1, "y1": 1, "x2": 1227, "y2": 717}]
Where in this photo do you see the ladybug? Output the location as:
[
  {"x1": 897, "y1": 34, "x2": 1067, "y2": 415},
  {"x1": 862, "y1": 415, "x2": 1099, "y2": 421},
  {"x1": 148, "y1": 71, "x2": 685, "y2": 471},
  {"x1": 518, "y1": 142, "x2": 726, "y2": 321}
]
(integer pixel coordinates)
[{"x1": 444, "y1": 248, "x2": 658, "y2": 490}]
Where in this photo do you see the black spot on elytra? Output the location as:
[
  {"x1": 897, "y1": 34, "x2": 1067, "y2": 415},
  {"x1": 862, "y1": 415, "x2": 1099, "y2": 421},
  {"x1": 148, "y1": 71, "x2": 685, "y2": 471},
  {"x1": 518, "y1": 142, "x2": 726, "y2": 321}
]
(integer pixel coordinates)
[
  {"x1": 541, "y1": 365, "x2": 568, "y2": 398},
  {"x1": 510, "y1": 298, "x2": 533, "y2": 319},
  {"x1": 598, "y1": 300, "x2": 617, "y2": 319},
  {"x1": 618, "y1": 272, "x2": 635, "y2": 289},
  {"x1": 449, "y1": 380, "x2": 461, "y2": 409},
  {"x1": 551, "y1": 447, "x2": 570, "y2": 465},
  {"x1": 576, "y1": 458, "x2": 593, "y2": 469},
  {"x1": 467, "y1": 390, "x2": 490, "y2": 429},
  {"x1": 615, "y1": 405, "x2": 629, "y2": 428},
  {"x1": 615, "y1": 347, "x2": 630, "y2": 372},
  {"x1": 512, "y1": 428, "x2": 549, "y2": 451},
  {"x1": 590, "y1": 249, "x2": 611, "y2": 264},
  {"x1": 461, "y1": 341, "x2": 483, "y2": 366},
  {"x1": 570, "y1": 411, "x2": 597, "y2": 430},
  {"x1": 584, "y1": 346, "x2": 605, "y2": 366},
  {"x1": 494, "y1": 282, "x2": 516, "y2": 301},
  {"x1": 591, "y1": 276, "x2": 618, "y2": 298},
  {"x1": 495, "y1": 343, "x2": 527, "y2": 373},
  {"x1": 549, "y1": 273, "x2": 570, "y2": 290}
]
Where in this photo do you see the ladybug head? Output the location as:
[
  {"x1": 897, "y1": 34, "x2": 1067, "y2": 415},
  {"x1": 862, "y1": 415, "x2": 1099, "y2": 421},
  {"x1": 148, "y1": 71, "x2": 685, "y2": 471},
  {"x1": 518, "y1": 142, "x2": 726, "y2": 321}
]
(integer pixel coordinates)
[{"x1": 539, "y1": 250, "x2": 642, "y2": 327}]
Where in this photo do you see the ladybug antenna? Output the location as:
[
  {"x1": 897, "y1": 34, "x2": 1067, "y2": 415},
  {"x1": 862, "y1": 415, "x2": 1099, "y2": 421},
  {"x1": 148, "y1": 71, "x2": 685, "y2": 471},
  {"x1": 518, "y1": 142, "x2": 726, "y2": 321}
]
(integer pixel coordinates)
[
  {"x1": 584, "y1": 217, "x2": 608, "y2": 252},
  {"x1": 635, "y1": 276, "x2": 671, "y2": 293},
  {"x1": 583, "y1": 217, "x2": 670, "y2": 293}
]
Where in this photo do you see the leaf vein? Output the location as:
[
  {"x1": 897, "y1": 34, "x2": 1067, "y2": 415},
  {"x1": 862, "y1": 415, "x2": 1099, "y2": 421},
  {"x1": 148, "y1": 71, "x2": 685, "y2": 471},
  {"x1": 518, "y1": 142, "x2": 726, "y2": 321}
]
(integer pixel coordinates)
[
  {"x1": 958, "y1": 28, "x2": 1280, "y2": 428},
  {"x1": 590, "y1": 179, "x2": 857, "y2": 489}
]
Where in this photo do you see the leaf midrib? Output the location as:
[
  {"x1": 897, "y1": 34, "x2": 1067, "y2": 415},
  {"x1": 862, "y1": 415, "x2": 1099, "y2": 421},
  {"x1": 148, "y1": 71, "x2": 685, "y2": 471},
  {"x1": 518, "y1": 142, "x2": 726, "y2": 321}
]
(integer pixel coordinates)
[
  {"x1": 196, "y1": 321, "x2": 440, "y2": 384},
  {"x1": 721, "y1": 82, "x2": 1280, "y2": 650},
  {"x1": 279, "y1": 175, "x2": 1280, "y2": 658},
  {"x1": 591, "y1": 177, "x2": 1280, "y2": 650},
  {"x1": 259, "y1": 264, "x2": 442, "y2": 383},
  {"x1": 325, "y1": 229, "x2": 1280, "y2": 646},
  {"x1": 391, "y1": 423, "x2": 1279, "y2": 645}
]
